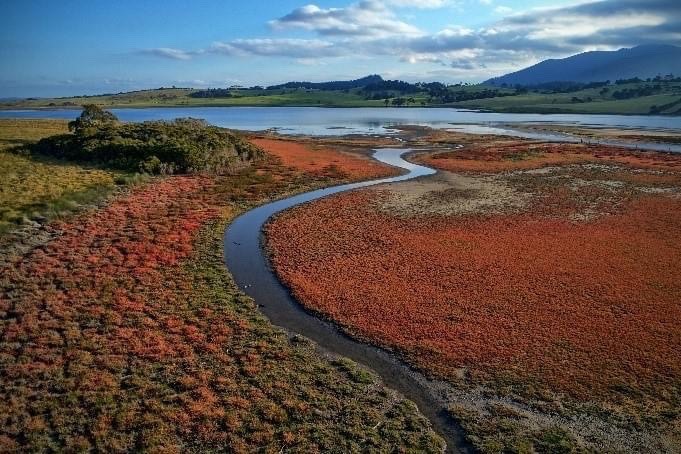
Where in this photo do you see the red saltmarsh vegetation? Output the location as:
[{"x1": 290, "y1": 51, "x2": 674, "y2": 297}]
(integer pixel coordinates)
[
  {"x1": 418, "y1": 141, "x2": 681, "y2": 173},
  {"x1": 266, "y1": 189, "x2": 681, "y2": 403},
  {"x1": 252, "y1": 138, "x2": 397, "y2": 180},
  {"x1": 1, "y1": 160, "x2": 442, "y2": 451}
]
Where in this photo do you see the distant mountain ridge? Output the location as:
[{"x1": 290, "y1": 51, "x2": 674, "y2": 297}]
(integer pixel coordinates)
[
  {"x1": 267, "y1": 75, "x2": 383, "y2": 91},
  {"x1": 486, "y1": 45, "x2": 681, "y2": 86}
]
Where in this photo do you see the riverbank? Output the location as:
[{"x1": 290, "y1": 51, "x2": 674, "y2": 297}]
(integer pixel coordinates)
[
  {"x1": 0, "y1": 127, "x2": 444, "y2": 452},
  {"x1": 265, "y1": 133, "x2": 681, "y2": 452}
]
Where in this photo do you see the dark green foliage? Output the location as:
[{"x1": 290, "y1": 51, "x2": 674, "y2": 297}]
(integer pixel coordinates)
[
  {"x1": 68, "y1": 104, "x2": 119, "y2": 133},
  {"x1": 267, "y1": 74, "x2": 383, "y2": 91},
  {"x1": 36, "y1": 108, "x2": 263, "y2": 174},
  {"x1": 612, "y1": 85, "x2": 663, "y2": 99},
  {"x1": 189, "y1": 88, "x2": 234, "y2": 98},
  {"x1": 363, "y1": 79, "x2": 421, "y2": 94}
]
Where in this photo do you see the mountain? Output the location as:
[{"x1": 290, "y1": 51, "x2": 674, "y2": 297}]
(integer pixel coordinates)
[
  {"x1": 267, "y1": 74, "x2": 383, "y2": 91},
  {"x1": 486, "y1": 45, "x2": 681, "y2": 86}
]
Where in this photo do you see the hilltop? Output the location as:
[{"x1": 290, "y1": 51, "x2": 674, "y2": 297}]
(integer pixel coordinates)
[
  {"x1": 2, "y1": 66, "x2": 681, "y2": 115},
  {"x1": 486, "y1": 45, "x2": 681, "y2": 87}
]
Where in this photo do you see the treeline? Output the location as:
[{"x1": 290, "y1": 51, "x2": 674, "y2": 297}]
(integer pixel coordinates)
[
  {"x1": 494, "y1": 74, "x2": 681, "y2": 93},
  {"x1": 363, "y1": 79, "x2": 421, "y2": 94},
  {"x1": 612, "y1": 85, "x2": 665, "y2": 100},
  {"x1": 510, "y1": 81, "x2": 611, "y2": 93},
  {"x1": 428, "y1": 87, "x2": 513, "y2": 103},
  {"x1": 362, "y1": 80, "x2": 515, "y2": 103},
  {"x1": 33, "y1": 105, "x2": 262, "y2": 174},
  {"x1": 267, "y1": 75, "x2": 383, "y2": 91},
  {"x1": 615, "y1": 75, "x2": 681, "y2": 84},
  {"x1": 189, "y1": 88, "x2": 234, "y2": 98}
]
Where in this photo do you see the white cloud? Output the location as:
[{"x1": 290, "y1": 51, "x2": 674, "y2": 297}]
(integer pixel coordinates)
[
  {"x1": 141, "y1": 0, "x2": 681, "y2": 81},
  {"x1": 269, "y1": 1, "x2": 423, "y2": 37},
  {"x1": 385, "y1": 0, "x2": 451, "y2": 8},
  {"x1": 209, "y1": 39, "x2": 342, "y2": 58},
  {"x1": 141, "y1": 47, "x2": 195, "y2": 60}
]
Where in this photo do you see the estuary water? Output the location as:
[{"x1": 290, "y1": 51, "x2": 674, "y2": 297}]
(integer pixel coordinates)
[{"x1": 2, "y1": 106, "x2": 680, "y2": 151}]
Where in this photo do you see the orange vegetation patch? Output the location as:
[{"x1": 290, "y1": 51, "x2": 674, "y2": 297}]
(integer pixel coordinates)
[
  {"x1": 418, "y1": 141, "x2": 681, "y2": 173},
  {"x1": 1, "y1": 164, "x2": 441, "y2": 452},
  {"x1": 267, "y1": 189, "x2": 681, "y2": 403},
  {"x1": 251, "y1": 138, "x2": 397, "y2": 180}
]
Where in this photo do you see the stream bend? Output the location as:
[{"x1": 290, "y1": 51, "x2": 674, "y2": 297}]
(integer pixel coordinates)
[{"x1": 224, "y1": 148, "x2": 470, "y2": 453}]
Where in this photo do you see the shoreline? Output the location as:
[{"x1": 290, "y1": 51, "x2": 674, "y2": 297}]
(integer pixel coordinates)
[
  {"x1": 2, "y1": 103, "x2": 681, "y2": 116},
  {"x1": 224, "y1": 149, "x2": 472, "y2": 453}
]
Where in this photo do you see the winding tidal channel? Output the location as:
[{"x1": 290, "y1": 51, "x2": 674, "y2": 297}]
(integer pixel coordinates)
[{"x1": 224, "y1": 149, "x2": 472, "y2": 453}]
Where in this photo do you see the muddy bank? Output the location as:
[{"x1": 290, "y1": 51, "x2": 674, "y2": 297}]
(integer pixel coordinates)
[{"x1": 224, "y1": 149, "x2": 473, "y2": 453}]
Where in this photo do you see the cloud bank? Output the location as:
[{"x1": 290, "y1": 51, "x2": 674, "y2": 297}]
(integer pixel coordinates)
[{"x1": 142, "y1": 0, "x2": 681, "y2": 80}]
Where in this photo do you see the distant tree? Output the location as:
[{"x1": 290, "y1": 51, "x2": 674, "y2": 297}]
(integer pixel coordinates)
[
  {"x1": 384, "y1": 99, "x2": 390, "y2": 107},
  {"x1": 68, "y1": 104, "x2": 118, "y2": 133}
]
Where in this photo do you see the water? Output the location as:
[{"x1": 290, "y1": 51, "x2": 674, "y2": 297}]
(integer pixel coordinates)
[
  {"x1": 3, "y1": 106, "x2": 680, "y2": 151},
  {"x1": 1, "y1": 106, "x2": 679, "y2": 134},
  {"x1": 225, "y1": 149, "x2": 466, "y2": 453}
]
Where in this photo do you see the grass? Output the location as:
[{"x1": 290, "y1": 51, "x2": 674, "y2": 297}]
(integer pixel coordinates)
[
  {"x1": 448, "y1": 405, "x2": 578, "y2": 454},
  {"x1": 3, "y1": 81, "x2": 680, "y2": 114},
  {"x1": 454, "y1": 84, "x2": 681, "y2": 114},
  {"x1": 0, "y1": 119, "x2": 126, "y2": 234},
  {"x1": 2, "y1": 88, "x2": 388, "y2": 109}
]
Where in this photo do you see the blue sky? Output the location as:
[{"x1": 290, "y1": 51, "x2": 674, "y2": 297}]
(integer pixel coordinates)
[{"x1": 1, "y1": 0, "x2": 679, "y2": 97}]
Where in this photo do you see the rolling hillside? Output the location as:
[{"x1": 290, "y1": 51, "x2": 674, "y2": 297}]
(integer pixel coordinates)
[{"x1": 486, "y1": 45, "x2": 681, "y2": 86}]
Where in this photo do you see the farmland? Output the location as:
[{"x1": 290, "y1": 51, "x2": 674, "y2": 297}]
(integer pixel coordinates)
[
  {"x1": 0, "y1": 121, "x2": 443, "y2": 452},
  {"x1": 266, "y1": 135, "x2": 681, "y2": 452},
  {"x1": 3, "y1": 77, "x2": 681, "y2": 115}
]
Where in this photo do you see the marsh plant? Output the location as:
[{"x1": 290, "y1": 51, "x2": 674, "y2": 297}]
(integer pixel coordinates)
[{"x1": 36, "y1": 105, "x2": 262, "y2": 174}]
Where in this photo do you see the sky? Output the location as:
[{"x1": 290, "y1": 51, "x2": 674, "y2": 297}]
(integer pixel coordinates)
[{"x1": 1, "y1": 0, "x2": 680, "y2": 97}]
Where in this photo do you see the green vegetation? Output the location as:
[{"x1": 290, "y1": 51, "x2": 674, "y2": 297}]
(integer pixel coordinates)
[
  {"x1": 0, "y1": 139, "x2": 445, "y2": 451},
  {"x1": 448, "y1": 404, "x2": 579, "y2": 454},
  {"x1": 0, "y1": 119, "x2": 121, "y2": 234},
  {"x1": 3, "y1": 76, "x2": 680, "y2": 114},
  {"x1": 0, "y1": 105, "x2": 263, "y2": 235},
  {"x1": 36, "y1": 105, "x2": 262, "y2": 174}
]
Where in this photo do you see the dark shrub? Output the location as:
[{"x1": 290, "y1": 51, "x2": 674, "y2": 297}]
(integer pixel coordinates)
[
  {"x1": 68, "y1": 104, "x2": 119, "y2": 133},
  {"x1": 36, "y1": 108, "x2": 263, "y2": 174}
]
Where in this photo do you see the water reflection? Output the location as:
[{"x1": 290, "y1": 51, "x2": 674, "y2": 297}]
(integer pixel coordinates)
[{"x1": 1, "y1": 106, "x2": 679, "y2": 151}]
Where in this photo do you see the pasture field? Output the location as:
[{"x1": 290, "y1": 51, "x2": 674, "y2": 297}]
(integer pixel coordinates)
[{"x1": 3, "y1": 80, "x2": 679, "y2": 114}]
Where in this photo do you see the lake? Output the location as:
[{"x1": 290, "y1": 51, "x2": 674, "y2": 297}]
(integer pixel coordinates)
[{"x1": 2, "y1": 107, "x2": 681, "y2": 151}]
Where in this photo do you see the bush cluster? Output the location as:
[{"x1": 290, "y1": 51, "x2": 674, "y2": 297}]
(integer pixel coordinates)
[{"x1": 35, "y1": 105, "x2": 262, "y2": 174}]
